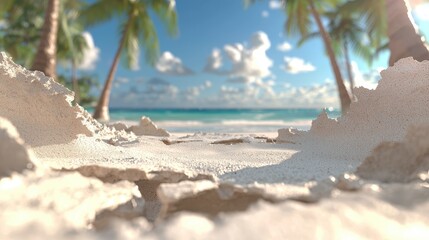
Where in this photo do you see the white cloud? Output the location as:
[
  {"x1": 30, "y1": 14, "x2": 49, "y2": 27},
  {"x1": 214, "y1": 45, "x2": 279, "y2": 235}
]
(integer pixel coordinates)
[
  {"x1": 276, "y1": 81, "x2": 339, "y2": 108},
  {"x1": 204, "y1": 49, "x2": 223, "y2": 73},
  {"x1": 111, "y1": 76, "x2": 181, "y2": 108},
  {"x1": 205, "y1": 31, "x2": 275, "y2": 102},
  {"x1": 261, "y1": 11, "x2": 269, "y2": 18},
  {"x1": 155, "y1": 51, "x2": 193, "y2": 76},
  {"x1": 213, "y1": 80, "x2": 339, "y2": 109},
  {"x1": 78, "y1": 32, "x2": 100, "y2": 70},
  {"x1": 283, "y1": 57, "x2": 316, "y2": 74},
  {"x1": 277, "y1": 41, "x2": 292, "y2": 52},
  {"x1": 139, "y1": 78, "x2": 179, "y2": 100},
  {"x1": 218, "y1": 85, "x2": 261, "y2": 105},
  {"x1": 112, "y1": 77, "x2": 343, "y2": 109},
  {"x1": 269, "y1": 0, "x2": 283, "y2": 9},
  {"x1": 224, "y1": 31, "x2": 273, "y2": 82},
  {"x1": 183, "y1": 86, "x2": 201, "y2": 101},
  {"x1": 113, "y1": 76, "x2": 216, "y2": 107}
]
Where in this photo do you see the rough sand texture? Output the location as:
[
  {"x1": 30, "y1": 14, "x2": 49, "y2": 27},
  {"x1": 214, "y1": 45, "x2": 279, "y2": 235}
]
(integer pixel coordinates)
[
  {"x1": 0, "y1": 170, "x2": 142, "y2": 239},
  {"x1": 278, "y1": 58, "x2": 429, "y2": 162},
  {"x1": 0, "y1": 53, "x2": 99, "y2": 146},
  {"x1": 1, "y1": 53, "x2": 429, "y2": 239},
  {"x1": 0, "y1": 117, "x2": 35, "y2": 177},
  {"x1": 357, "y1": 124, "x2": 429, "y2": 182},
  {"x1": 128, "y1": 117, "x2": 170, "y2": 137},
  {"x1": 0, "y1": 53, "x2": 139, "y2": 149}
]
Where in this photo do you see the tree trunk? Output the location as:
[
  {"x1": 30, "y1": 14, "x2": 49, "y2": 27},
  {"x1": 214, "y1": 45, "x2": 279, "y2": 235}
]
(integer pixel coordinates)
[
  {"x1": 386, "y1": 0, "x2": 429, "y2": 66},
  {"x1": 93, "y1": 15, "x2": 134, "y2": 121},
  {"x1": 31, "y1": 0, "x2": 59, "y2": 79},
  {"x1": 343, "y1": 40, "x2": 355, "y2": 96},
  {"x1": 308, "y1": 0, "x2": 351, "y2": 114},
  {"x1": 71, "y1": 60, "x2": 80, "y2": 105}
]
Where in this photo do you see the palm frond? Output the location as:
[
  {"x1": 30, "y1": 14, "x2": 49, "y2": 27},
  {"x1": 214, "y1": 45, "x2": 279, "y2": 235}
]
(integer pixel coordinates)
[
  {"x1": 122, "y1": 16, "x2": 140, "y2": 69},
  {"x1": 147, "y1": 0, "x2": 178, "y2": 36},
  {"x1": 297, "y1": 31, "x2": 320, "y2": 46},
  {"x1": 0, "y1": 0, "x2": 14, "y2": 15},
  {"x1": 80, "y1": 0, "x2": 127, "y2": 27},
  {"x1": 137, "y1": 8, "x2": 159, "y2": 66},
  {"x1": 284, "y1": 0, "x2": 312, "y2": 36}
]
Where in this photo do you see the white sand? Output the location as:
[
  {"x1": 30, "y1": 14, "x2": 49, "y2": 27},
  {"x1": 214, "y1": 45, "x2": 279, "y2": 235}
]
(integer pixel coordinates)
[
  {"x1": 110, "y1": 117, "x2": 170, "y2": 137},
  {"x1": 0, "y1": 117, "x2": 36, "y2": 177},
  {"x1": 1, "y1": 52, "x2": 429, "y2": 239}
]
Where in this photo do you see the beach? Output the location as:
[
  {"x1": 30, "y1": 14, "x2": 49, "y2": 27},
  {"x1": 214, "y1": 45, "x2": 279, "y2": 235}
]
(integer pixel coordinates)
[
  {"x1": 1, "y1": 52, "x2": 429, "y2": 239},
  {"x1": 105, "y1": 108, "x2": 340, "y2": 133}
]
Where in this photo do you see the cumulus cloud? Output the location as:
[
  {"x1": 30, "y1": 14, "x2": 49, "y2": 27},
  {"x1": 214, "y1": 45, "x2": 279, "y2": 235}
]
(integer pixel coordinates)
[
  {"x1": 277, "y1": 41, "x2": 292, "y2": 52},
  {"x1": 116, "y1": 77, "x2": 179, "y2": 106},
  {"x1": 182, "y1": 80, "x2": 213, "y2": 101},
  {"x1": 111, "y1": 76, "x2": 215, "y2": 107},
  {"x1": 78, "y1": 32, "x2": 100, "y2": 70},
  {"x1": 182, "y1": 86, "x2": 201, "y2": 101},
  {"x1": 218, "y1": 85, "x2": 261, "y2": 106},
  {"x1": 205, "y1": 32, "x2": 275, "y2": 102},
  {"x1": 261, "y1": 11, "x2": 269, "y2": 18},
  {"x1": 205, "y1": 32, "x2": 274, "y2": 82},
  {"x1": 283, "y1": 57, "x2": 316, "y2": 74},
  {"x1": 282, "y1": 82, "x2": 338, "y2": 107},
  {"x1": 269, "y1": 0, "x2": 283, "y2": 9},
  {"x1": 155, "y1": 51, "x2": 194, "y2": 76},
  {"x1": 212, "y1": 80, "x2": 337, "y2": 108},
  {"x1": 204, "y1": 49, "x2": 223, "y2": 73}
]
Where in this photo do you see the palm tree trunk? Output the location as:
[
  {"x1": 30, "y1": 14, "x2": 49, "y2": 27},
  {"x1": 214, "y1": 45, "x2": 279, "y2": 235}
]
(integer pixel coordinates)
[
  {"x1": 93, "y1": 15, "x2": 134, "y2": 121},
  {"x1": 71, "y1": 60, "x2": 80, "y2": 105},
  {"x1": 343, "y1": 40, "x2": 355, "y2": 96},
  {"x1": 31, "y1": 0, "x2": 59, "y2": 79},
  {"x1": 308, "y1": 0, "x2": 351, "y2": 114},
  {"x1": 386, "y1": 0, "x2": 429, "y2": 66}
]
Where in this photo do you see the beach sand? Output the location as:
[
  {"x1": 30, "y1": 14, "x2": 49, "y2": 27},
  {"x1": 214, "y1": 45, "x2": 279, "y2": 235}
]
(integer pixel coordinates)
[{"x1": 1, "y1": 52, "x2": 429, "y2": 239}]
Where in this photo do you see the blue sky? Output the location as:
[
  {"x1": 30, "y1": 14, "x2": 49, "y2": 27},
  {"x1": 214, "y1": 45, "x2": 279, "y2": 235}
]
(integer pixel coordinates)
[{"x1": 77, "y1": 0, "x2": 429, "y2": 109}]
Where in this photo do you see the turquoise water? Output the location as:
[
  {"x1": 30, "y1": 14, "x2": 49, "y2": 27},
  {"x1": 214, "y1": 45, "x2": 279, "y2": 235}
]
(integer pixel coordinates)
[{"x1": 95, "y1": 108, "x2": 341, "y2": 133}]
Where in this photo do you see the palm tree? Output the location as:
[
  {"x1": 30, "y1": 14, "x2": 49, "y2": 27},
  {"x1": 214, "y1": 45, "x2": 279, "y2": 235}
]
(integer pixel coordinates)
[
  {"x1": 57, "y1": 1, "x2": 88, "y2": 104},
  {"x1": 31, "y1": 0, "x2": 60, "y2": 78},
  {"x1": 306, "y1": 1, "x2": 352, "y2": 113},
  {"x1": 246, "y1": 0, "x2": 351, "y2": 113},
  {"x1": 299, "y1": 9, "x2": 372, "y2": 96},
  {"x1": 1, "y1": 0, "x2": 89, "y2": 90},
  {"x1": 346, "y1": 0, "x2": 429, "y2": 66},
  {"x1": 0, "y1": 0, "x2": 47, "y2": 67},
  {"x1": 82, "y1": 0, "x2": 177, "y2": 121}
]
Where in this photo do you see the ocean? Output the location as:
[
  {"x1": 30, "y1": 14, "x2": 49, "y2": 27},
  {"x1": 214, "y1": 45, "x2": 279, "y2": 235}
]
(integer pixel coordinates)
[{"x1": 100, "y1": 108, "x2": 341, "y2": 133}]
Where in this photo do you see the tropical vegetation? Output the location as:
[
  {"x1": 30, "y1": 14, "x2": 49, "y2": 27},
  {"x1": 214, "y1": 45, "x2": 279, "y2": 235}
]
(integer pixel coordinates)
[
  {"x1": 298, "y1": 8, "x2": 372, "y2": 96},
  {"x1": 81, "y1": 0, "x2": 178, "y2": 121},
  {"x1": 344, "y1": 0, "x2": 429, "y2": 66},
  {"x1": 247, "y1": 0, "x2": 429, "y2": 114}
]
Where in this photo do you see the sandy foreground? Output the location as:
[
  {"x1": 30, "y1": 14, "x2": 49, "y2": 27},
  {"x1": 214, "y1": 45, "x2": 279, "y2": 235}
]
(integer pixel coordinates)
[{"x1": 1, "y1": 52, "x2": 429, "y2": 239}]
